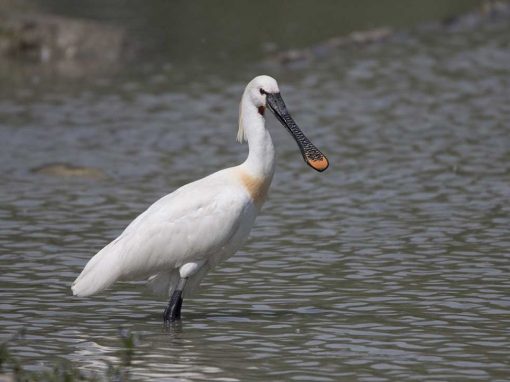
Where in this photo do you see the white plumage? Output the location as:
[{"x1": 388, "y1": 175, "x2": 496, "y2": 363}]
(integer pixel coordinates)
[
  {"x1": 72, "y1": 169, "x2": 258, "y2": 297},
  {"x1": 72, "y1": 75, "x2": 328, "y2": 322}
]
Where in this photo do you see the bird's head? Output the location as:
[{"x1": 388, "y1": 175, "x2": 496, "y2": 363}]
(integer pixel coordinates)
[
  {"x1": 240, "y1": 75, "x2": 329, "y2": 172},
  {"x1": 244, "y1": 75, "x2": 280, "y2": 112}
]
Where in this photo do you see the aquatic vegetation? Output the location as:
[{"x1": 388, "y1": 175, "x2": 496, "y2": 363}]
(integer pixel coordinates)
[{"x1": 0, "y1": 329, "x2": 137, "y2": 382}]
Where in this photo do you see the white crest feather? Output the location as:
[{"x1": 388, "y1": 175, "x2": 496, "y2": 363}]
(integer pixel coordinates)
[{"x1": 237, "y1": 99, "x2": 246, "y2": 143}]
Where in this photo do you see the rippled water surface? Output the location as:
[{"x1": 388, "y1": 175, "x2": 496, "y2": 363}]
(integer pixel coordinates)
[{"x1": 1, "y1": 8, "x2": 510, "y2": 382}]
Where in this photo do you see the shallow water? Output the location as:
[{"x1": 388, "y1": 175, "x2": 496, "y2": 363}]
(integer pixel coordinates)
[{"x1": 1, "y1": 5, "x2": 510, "y2": 382}]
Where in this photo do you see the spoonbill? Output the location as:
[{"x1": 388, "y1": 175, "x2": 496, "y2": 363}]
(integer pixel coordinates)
[{"x1": 72, "y1": 75, "x2": 329, "y2": 323}]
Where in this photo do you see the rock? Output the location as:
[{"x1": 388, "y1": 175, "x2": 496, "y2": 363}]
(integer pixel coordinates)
[
  {"x1": 270, "y1": 0, "x2": 510, "y2": 66},
  {"x1": 0, "y1": 374, "x2": 14, "y2": 382},
  {"x1": 0, "y1": 12, "x2": 132, "y2": 76},
  {"x1": 31, "y1": 163, "x2": 106, "y2": 179},
  {"x1": 273, "y1": 27, "x2": 393, "y2": 66},
  {"x1": 0, "y1": 13, "x2": 126, "y2": 62}
]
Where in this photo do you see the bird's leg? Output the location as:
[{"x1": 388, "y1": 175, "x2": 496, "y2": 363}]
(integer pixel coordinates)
[
  {"x1": 162, "y1": 262, "x2": 205, "y2": 323},
  {"x1": 163, "y1": 277, "x2": 187, "y2": 323}
]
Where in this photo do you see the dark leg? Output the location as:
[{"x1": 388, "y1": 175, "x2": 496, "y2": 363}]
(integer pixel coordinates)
[
  {"x1": 163, "y1": 278, "x2": 187, "y2": 323},
  {"x1": 163, "y1": 289, "x2": 183, "y2": 322}
]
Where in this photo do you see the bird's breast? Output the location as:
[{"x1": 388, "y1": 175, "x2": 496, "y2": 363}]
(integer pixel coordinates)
[{"x1": 235, "y1": 168, "x2": 271, "y2": 208}]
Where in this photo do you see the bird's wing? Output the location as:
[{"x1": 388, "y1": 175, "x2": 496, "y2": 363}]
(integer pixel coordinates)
[
  {"x1": 72, "y1": 169, "x2": 255, "y2": 297},
  {"x1": 112, "y1": 170, "x2": 253, "y2": 280}
]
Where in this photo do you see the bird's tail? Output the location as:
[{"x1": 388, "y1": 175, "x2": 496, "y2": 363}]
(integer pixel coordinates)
[{"x1": 72, "y1": 242, "x2": 122, "y2": 297}]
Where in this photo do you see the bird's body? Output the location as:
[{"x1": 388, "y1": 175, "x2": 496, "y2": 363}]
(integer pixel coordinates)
[
  {"x1": 72, "y1": 75, "x2": 328, "y2": 322},
  {"x1": 72, "y1": 165, "x2": 270, "y2": 297}
]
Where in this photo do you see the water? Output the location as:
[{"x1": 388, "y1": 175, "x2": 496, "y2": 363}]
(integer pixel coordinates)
[{"x1": 1, "y1": 3, "x2": 510, "y2": 381}]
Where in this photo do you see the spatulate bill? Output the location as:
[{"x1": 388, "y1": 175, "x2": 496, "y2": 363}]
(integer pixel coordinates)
[{"x1": 266, "y1": 92, "x2": 329, "y2": 172}]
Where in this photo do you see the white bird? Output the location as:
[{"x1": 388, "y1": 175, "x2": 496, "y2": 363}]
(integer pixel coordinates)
[{"x1": 72, "y1": 75, "x2": 329, "y2": 323}]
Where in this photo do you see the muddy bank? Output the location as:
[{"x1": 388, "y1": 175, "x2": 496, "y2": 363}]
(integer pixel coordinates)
[
  {"x1": 0, "y1": 6, "x2": 134, "y2": 78},
  {"x1": 0, "y1": 14, "x2": 125, "y2": 63},
  {"x1": 31, "y1": 163, "x2": 106, "y2": 179},
  {"x1": 270, "y1": 0, "x2": 510, "y2": 66}
]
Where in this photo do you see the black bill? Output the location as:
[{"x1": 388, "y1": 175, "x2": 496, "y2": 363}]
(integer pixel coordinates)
[{"x1": 266, "y1": 92, "x2": 329, "y2": 172}]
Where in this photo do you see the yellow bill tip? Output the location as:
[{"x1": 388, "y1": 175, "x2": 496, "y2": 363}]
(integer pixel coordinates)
[{"x1": 306, "y1": 156, "x2": 329, "y2": 172}]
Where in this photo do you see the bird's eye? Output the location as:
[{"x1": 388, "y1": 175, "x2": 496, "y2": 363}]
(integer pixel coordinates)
[{"x1": 259, "y1": 88, "x2": 267, "y2": 95}]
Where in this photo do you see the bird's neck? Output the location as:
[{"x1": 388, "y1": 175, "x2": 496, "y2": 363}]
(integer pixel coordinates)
[{"x1": 239, "y1": 99, "x2": 275, "y2": 181}]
